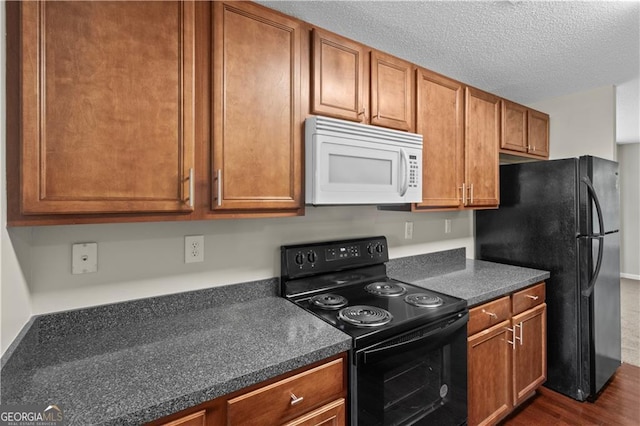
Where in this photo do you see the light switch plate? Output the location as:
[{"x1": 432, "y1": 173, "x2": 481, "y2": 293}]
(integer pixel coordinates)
[{"x1": 72, "y1": 242, "x2": 98, "y2": 274}]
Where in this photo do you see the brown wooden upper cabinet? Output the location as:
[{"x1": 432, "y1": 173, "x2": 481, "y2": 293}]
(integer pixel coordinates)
[
  {"x1": 14, "y1": 1, "x2": 196, "y2": 216},
  {"x1": 211, "y1": 1, "x2": 303, "y2": 215},
  {"x1": 501, "y1": 100, "x2": 550, "y2": 159},
  {"x1": 311, "y1": 28, "x2": 367, "y2": 123},
  {"x1": 413, "y1": 76, "x2": 499, "y2": 210},
  {"x1": 527, "y1": 109, "x2": 550, "y2": 158},
  {"x1": 464, "y1": 87, "x2": 500, "y2": 208},
  {"x1": 311, "y1": 28, "x2": 415, "y2": 132},
  {"x1": 413, "y1": 68, "x2": 465, "y2": 209}
]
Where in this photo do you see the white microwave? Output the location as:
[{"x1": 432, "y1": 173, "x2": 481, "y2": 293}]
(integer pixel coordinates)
[{"x1": 305, "y1": 116, "x2": 423, "y2": 205}]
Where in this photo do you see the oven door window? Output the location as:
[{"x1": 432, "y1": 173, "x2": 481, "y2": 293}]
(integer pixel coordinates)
[{"x1": 355, "y1": 314, "x2": 468, "y2": 426}]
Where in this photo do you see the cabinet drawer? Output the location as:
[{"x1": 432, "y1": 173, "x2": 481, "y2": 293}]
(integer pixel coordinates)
[
  {"x1": 512, "y1": 282, "x2": 545, "y2": 315},
  {"x1": 468, "y1": 296, "x2": 511, "y2": 335},
  {"x1": 227, "y1": 358, "x2": 345, "y2": 426},
  {"x1": 159, "y1": 410, "x2": 205, "y2": 426}
]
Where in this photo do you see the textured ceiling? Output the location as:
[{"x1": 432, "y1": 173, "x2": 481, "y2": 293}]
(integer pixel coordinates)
[{"x1": 258, "y1": 0, "x2": 640, "y2": 143}]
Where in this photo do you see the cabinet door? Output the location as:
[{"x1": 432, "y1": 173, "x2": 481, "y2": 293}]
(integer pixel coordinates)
[
  {"x1": 370, "y1": 51, "x2": 414, "y2": 131},
  {"x1": 283, "y1": 399, "x2": 346, "y2": 426},
  {"x1": 19, "y1": 1, "x2": 195, "y2": 214},
  {"x1": 159, "y1": 410, "x2": 206, "y2": 426},
  {"x1": 512, "y1": 303, "x2": 547, "y2": 406},
  {"x1": 414, "y1": 68, "x2": 464, "y2": 209},
  {"x1": 464, "y1": 87, "x2": 500, "y2": 208},
  {"x1": 468, "y1": 320, "x2": 512, "y2": 426},
  {"x1": 528, "y1": 110, "x2": 550, "y2": 158},
  {"x1": 212, "y1": 1, "x2": 302, "y2": 213},
  {"x1": 501, "y1": 100, "x2": 528, "y2": 153},
  {"x1": 311, "y1": 29, "x2": 367, "y2": 123}
]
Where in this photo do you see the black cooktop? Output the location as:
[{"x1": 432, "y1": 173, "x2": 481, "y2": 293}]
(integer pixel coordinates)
[{"x1": 281, "y1": 236, "x2": 467, "y2": 348}]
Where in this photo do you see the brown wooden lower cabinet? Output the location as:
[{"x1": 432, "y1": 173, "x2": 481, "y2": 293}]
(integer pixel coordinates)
[
  {"x1": 467, "y1": 282, "x2": 547, "y2": 426},
  {"x1": 151, "y1": 353, "x2": 347, "y2": 426}
]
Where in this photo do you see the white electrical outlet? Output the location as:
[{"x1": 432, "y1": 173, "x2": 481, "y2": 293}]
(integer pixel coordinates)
[
  {"x1": 185, "y1": 235, "x2": 204, "y2": 263},
  {"x1": 405, "y1": 221, "x2": 414, "y2": 239},
  {"x1": 445, "y1": 219, "x2": 452, "y2": 234},
  {"x1": 72, "y1": 242, "x2": 98, "y2": 274}
]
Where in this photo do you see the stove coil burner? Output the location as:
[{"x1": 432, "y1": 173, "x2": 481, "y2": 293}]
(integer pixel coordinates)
[
  {"x1": 365, "y1": 282, "x2": 407, "y2": 297},
  {"x1": 309, "y1": 293, "x2": 348, "y2": 310},
  {"x1": 338, "y1": 305, "x2": 393, "y2": 327},
  {"x1": 405, "y1": 293, "x2": 444, "y2": 308}
]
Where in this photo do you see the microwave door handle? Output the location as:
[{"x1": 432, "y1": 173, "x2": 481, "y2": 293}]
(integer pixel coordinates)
[{"x1": 400, "y1": 148, "x2": 409, "y2": 197}]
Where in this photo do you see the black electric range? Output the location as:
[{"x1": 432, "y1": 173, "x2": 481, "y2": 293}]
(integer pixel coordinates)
[{"x1": 281, "y1": 236, "x2": 468, "y2": 426}]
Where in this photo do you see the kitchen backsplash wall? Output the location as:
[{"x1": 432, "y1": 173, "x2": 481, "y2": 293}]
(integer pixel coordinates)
[{"x1": 2, "y1": 206, "x2": 472, "y2": 354}]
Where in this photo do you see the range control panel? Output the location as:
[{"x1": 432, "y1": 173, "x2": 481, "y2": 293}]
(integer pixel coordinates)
[{"x1": 281, "y1": 236, "x2": 389, "y2": 279}]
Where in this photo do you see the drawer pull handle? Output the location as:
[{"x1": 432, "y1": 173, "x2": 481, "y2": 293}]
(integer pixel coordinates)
[
  {"x1": 526, "y1": 295, "x2": 539, "y2": 300},
  {"x1": 482, "y1": 309, "x2": 498, "y2": 319},
  {"x1": 290, "y1": 393, "x2": 304, "y2": 406}
]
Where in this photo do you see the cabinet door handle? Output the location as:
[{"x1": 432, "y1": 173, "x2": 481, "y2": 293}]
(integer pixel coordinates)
[
  {"x1": 460, "y1": 183, "x2": 467, "y2": 206},
  {"x1": 290, "y1": 393, "x2": 304, "y2": 406},
  {"x1": 469, "y1": 183, "x2": 474, "y2": 205},
  {"x1": 515, "y1": 322, "x2": 523, "y2": 345},
  {"x1": 188, "y1": 168, "x2": 194, "y2": 208},
  {"x1": 506, "y1": 327, "x2": 516, "y2": 349},
  {"x1": 482, "y1": 309, "x2": 497, "y2": 319},
  {"x1": 215, "y1": 169, "x2": 222, "y2": 207},
  {"x1": 526, "y1": 295, "x2": 539, "y2": 300}
]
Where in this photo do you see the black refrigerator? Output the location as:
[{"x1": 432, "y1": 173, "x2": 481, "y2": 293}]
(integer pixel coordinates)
[{"x1": 476, "y1": 155, "x2": 621, "y2": 402}]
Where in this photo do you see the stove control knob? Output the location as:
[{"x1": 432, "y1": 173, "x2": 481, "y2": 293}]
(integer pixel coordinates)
[
  {"x1": 294, "y1": 252, "x2": 305, "y2": 266},
  {"x1": 307, "y1": 250, "x2": 318, "y2": 264},
  {"x1": 367, "y1": 244, "x2": 376, "y2": 255},
  {"x1": 376, "y1": 244, "x2": 384, "y2": 254}
]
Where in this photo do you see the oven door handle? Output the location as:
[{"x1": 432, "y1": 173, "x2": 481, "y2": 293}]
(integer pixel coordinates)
[{"x1": 360, "y1": 312, "x2": 468, "y2": 366}]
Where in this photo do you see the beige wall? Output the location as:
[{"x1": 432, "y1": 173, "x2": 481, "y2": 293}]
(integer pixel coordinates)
[
  {"x1": 618, "y1": 143, "x2": 640, "y2": 278},
  {"x1": 529, "y1": 85, "x2": 617, "y2": 161}
]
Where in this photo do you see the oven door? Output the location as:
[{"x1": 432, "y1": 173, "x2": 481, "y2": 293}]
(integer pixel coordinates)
[{"x1": 353, "y1": 312, "x2": 468, "y2": 426}]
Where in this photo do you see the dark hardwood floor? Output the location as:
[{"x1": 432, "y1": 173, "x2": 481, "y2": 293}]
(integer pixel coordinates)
[{"x1": 501, "y1": 363, "x2": 640, "y2": 425}]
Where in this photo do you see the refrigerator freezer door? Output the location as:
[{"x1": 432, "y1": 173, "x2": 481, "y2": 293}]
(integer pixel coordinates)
[{"x1": 579, "y1": 156, "x2": 620, "y2": 234}]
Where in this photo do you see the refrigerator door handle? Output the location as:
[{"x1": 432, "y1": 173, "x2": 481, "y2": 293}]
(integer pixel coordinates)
[
  {"x1": 580, "y1": 176, "x2": 606, "y2": 298},
  {"x1": 581, "y1": 235, "x2": 604, "y2": 298},
  {"x1": 580, "y1": 176, "x2": 605, "y2": 238}
]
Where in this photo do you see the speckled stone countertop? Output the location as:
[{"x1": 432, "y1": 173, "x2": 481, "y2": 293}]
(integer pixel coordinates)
[
  {"x1": 1, "y1": 248, "x2": 549, "y2": 425},
  {"x1": 388, "y1": 248, "x2": 550, "y2": 307},
  {"x1": 0, "y1": 279, "x2": 351, "y2": 425}
]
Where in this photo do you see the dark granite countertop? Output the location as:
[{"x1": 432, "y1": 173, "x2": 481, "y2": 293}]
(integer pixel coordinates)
[
  {"x1": 1, "y1": 248, "x2": 548, "y2": 425},
  {"x1": 388, "y1": 248, "x2": 550, "y2": 307},
  {"x1": 0, "y1": 279, "x2": 351, "y2": 425}
]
